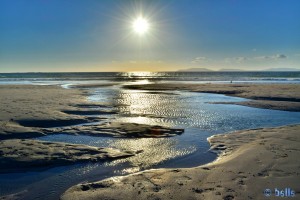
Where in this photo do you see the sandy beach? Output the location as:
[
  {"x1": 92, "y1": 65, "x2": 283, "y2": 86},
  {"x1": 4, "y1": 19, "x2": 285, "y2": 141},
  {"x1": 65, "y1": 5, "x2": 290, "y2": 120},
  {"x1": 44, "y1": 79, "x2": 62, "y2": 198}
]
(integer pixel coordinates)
[
  {"x1": 61, "y1": 124, "x2": 300, "y2": 200},
  {"x1": 0, "y1": 83, "x2": 299, "y2": 199}
]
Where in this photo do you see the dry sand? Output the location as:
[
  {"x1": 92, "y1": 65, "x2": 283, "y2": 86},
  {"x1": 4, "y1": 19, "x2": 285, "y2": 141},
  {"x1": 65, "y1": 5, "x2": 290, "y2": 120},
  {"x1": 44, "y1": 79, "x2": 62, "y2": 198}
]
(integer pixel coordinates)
[
  {"x1": 124, "y1": 83, "x2": 300, "y2": 111},
  {"x1": 0, "y1": 85, "x2": 89, "y2": 139},
  {"x1": 0, "y1": 85, "x2": 86, "y2": 121},
  {"x1": 0, "y1": 139, "x2": 135, "y2": 173},
  {"x1": 61, "y1": 124, "x2": 300, "y2": 200}
]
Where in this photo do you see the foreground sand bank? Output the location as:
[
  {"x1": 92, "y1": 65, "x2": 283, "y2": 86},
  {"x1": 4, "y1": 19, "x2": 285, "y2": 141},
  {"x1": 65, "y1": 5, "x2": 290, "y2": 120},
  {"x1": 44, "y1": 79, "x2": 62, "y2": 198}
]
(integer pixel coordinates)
[
  {"x1": 0, "y1": 139, "x2": 135, "y2": 173},
  {"x1": 0, "y1": 85, "x2": 87, "y2": 121},
  {"x1": 61, "y1": 124, "x2": 300, "y2": 200},
  {"x1": 0, "y1": 85, "x2": 89, "y2": 139},
  {"x1": 124, "y1": 83, "x2": 300, "y2": 111}
]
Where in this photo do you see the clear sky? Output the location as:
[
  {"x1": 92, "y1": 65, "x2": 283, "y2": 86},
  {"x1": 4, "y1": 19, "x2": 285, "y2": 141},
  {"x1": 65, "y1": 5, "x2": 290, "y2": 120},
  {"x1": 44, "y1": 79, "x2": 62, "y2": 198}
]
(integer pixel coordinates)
[{"x1": 0, "y1": 0, "x2": 299, "y2": 72}]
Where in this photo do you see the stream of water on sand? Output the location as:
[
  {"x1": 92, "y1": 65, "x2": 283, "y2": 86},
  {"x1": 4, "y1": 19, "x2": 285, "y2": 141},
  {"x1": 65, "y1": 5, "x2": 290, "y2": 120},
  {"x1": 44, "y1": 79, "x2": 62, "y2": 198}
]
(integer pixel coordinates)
[{"x1": 1, "y1": 82, "x2": 300, "y2": 200}]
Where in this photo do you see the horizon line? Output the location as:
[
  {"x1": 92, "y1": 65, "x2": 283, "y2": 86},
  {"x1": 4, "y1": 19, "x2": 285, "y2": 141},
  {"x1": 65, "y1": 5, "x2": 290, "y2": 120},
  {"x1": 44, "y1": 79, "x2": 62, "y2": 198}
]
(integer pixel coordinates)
[{"x1": 1, "y1": 70, "x2": 300, "y2": 73}]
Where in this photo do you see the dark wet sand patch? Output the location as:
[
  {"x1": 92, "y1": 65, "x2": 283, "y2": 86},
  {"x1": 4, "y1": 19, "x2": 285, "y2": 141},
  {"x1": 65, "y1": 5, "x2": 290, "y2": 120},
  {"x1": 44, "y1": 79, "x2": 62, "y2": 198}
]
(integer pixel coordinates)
[
  {"x1": 251, "y1": 96, "x2": 300, "y2": 102},
  {"x1": 75, "y1": 104, "x2": 114, "y2": 109},
  {"x1": 70, "y1": 83, "x2": 119, "y2": 89},
  {"x1": 0, "y1": 131, "x2": 45, "y2": 140},
  {"x1": 44, "y1": 122, "x2": 184, "y2": 138},
  {"x1": 16, "y1": 119, "x2": 91, "y2": 128},
  {"x1": 62, "y1": 110, "x2": 118, "y2": 116},
  {"x1": 2, "y1": 119, "x2": 183, "y2": 140}
]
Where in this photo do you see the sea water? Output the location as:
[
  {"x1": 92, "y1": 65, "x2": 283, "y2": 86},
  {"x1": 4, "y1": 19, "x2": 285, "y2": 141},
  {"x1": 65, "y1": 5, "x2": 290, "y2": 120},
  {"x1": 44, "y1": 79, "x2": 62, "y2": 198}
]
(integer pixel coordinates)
[{"x1": 1, "y1": 71, "x2": 300, "y2": 83}]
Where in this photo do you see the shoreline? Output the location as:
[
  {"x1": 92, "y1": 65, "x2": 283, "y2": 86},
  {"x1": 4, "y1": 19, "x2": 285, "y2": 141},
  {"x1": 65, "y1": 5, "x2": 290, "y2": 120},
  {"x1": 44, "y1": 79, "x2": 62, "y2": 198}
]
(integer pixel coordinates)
[
  {"x1": 61, "y1": 124, "x2": 300, "y2": 200},
  {"x1": 124, "y1": 83, "x2": 300, "y2": 112}
]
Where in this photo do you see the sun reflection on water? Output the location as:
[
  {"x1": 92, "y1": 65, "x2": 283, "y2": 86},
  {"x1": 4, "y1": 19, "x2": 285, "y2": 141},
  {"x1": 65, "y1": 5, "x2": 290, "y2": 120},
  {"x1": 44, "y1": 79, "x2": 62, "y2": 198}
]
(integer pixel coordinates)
[
  {"x1": 104, "y1": 137, "x2": 196, "y2": 174},
  {"x1": 123, "y1": 116, "x2": 153, "y2": 125},
  {"x1": 114, "y1": 89, "x2": 182, "y2": 121},
  {"x1": 123, "y1": 71, "x2": 154, "y2": 77}
]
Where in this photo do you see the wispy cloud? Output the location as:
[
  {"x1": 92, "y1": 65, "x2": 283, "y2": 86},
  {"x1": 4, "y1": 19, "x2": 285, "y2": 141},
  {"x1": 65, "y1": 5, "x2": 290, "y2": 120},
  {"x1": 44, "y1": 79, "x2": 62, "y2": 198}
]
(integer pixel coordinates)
[
  {"x1": 253, "y1": 56, "x2": 269, "y2": 60},
  {"x1": 254, "y1": 54, "x2": 287, "y2": 60},
  {"x1": 224, "y1": 56, "x2": 247, "y2": 63},
  {"x1": 235, "y1": 57, "x2": 248, "y2": 62},
  {"x1": 191, "y1": 56, "x2": 207, "y2": 63},
  {"x1": 192, "y1": 53, "x2": 288, "y2": 66},
  {"x1": 273, "y1": 54, "x2": 287, "y2": 59},
  {"x1": 223, "y1": 53, "x2": 287, "y2": 64}
]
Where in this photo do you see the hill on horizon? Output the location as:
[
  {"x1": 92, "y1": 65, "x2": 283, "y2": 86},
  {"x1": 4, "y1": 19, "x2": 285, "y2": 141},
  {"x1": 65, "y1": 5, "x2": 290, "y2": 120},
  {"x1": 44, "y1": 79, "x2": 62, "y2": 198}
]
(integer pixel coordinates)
[
  {"x1": 177, "y1": 67, "x2": 300, "y2": 72},
  {"x1": 262, "y1": 67, "x2": 300, "y2": 71},
  {"x1": 177, "y1": 68, "x2": 213, "y2": 72}
]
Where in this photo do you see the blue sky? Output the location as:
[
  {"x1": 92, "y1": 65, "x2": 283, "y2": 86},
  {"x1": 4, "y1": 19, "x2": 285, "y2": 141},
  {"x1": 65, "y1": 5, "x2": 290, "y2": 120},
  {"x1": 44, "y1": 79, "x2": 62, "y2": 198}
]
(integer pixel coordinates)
[{"x1": 0, "y1": 0, "x2": 299, "y2": 72}]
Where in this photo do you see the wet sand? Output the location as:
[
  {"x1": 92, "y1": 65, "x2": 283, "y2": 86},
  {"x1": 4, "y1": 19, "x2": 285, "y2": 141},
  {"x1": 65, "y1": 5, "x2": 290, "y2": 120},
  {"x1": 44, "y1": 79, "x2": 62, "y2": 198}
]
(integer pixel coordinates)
[
  {"x1": 44, "y1": 122, "x2": 184, "y2": 138},
  {"x1": 124, "y1": 83, "x2": 300, "y2": 111},
  {"x1": 61, "y1": 124, "x2": 300, "y2": 200},
  {"x1": 0, "y1": 139, "x2": 135, "y2": 173},
  {"x1": 69, "y1": 83, "x2": 120, "y2": 89}
]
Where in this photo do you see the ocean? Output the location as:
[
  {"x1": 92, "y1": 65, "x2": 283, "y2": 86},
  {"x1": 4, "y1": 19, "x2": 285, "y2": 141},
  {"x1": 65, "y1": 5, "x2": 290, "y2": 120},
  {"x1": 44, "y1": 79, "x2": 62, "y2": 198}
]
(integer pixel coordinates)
[{"x1": 1, "y1": 71, "x2": 300, "y2": 83}]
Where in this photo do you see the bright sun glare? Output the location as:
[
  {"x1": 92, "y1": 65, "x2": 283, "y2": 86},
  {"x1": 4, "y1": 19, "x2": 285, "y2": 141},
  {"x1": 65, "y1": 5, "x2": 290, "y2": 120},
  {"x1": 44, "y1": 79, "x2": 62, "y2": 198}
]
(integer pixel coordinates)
[{"x1": 132, "y1": 17, "x2": 149, "y2": 35}]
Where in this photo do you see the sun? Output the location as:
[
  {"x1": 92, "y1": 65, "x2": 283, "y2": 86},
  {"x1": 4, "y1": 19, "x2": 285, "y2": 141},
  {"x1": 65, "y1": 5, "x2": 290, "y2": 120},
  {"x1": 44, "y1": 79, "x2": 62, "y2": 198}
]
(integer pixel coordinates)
[{"x1": 132, "y1": 16, "x2": 150, "y2": 35}]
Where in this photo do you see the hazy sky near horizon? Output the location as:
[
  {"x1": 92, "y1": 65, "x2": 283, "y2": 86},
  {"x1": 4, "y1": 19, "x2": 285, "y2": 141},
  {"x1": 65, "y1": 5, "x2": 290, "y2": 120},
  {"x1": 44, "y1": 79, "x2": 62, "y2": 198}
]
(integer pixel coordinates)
[{"x1": 0, "y1": 0, "x2": 300, "y2": 72}]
